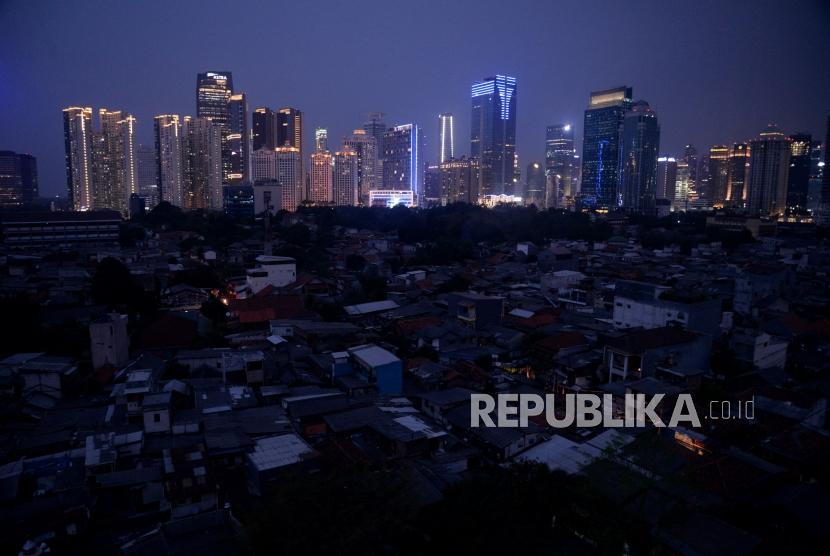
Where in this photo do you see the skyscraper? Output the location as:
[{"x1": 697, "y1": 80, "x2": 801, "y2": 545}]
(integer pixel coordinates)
[
  {"x1": 252, "y1": 107, "x2": 276, "y2": 151},
  {"x1": 277, "y1": 108, "x2": 303, "y2": 150},
  {"x1": 63, "y1": 107, "x2": 94, "y2": 211},
  {"x1": 228, "y1": 93, "x2": 249, "y2": 183},
  {"x1": 343, "y1": 129, "x2": 377, "y2": 205},
  {"x1": 580, "y1": 86, "x2": 632, "y2": 209},
  {"x1": 727, "y1": 143, "x2": 750, "y2": 205},
  {"x1": 439, "y1": 113, "x2": 454, "y2": 163},
  {"x1": 708, "y1": 145, "x2": 730, "y2": 206},
  {"x1": 656, "y1": 157, "x2": 677, "y2": 202},
  {"x1": 545, "y1": 124, "x2": 576, "y2": 203},
  {"x1": 439, "y1": 157, "x2": 481, "y2": 205},
  {"x1": 786, "y1": 133, "x2": 812, "y2": 212},
  {"x1": 470, "y1": 75, "x2": 517, "y2": 196},
  {"x1": 0, "y1": 151, "x2": 38, "y2": 207},
  {"x1": 94, "y1": 109, "x2": 137, "y2": 212},
  {"x1": 525, "y1": 161, "x2": 545, "y2": 207},
  {"x1": 154, "y1": 115, "x2": 185, "y2": 207},
  {"x1": 333, "y1": 149, "x2": 359, "y2": 206},
  {"x1": 136, "y1": 144, "x2": 159, "y2": 209},
  {"x1": 747, "y1": 124, "x2": 790, "y2": 216},
  {"x1": 315, "y1": 128, "x2": 328, "y2": 152},
  {"x1": 183, "y1": 117, "x2": 223, "y2": 210},
  {"x1": 310, "y1": 149, "x2": 333, "y2": 204},
  {"x1": 682, "y1": 144, "x2": 699, "y2": 194},
  {"x1": 251, "y1": 149, "x2": 278, "y2": 184},
  {"x1": 383, "y1": 124, "x2": 423, "y2": 197},
  {"x1": 196, "y1": 72, "x2": 233, "y2": 182},
  {"x1": 276, "y1": 146, "x2": 303, "y2": 211},
  {"x1": 674, "y1": 161, "x2": 691, "y2": 211},
  {"x1": 619, "y1": 100, "x2": 660, "y2": 214},
  {"x1": 363, "y1": 113, "x2": 386, "y2": 191},
  {"x1": 823, "y1": 115, "x2": 830, "y2": 210}
]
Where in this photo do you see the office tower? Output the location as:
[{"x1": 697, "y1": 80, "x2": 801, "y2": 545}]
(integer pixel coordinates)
[
  {"x1": 196, "y1": 72, "x2": 233, "y2": 182},
  {"x1": 183, "y1": 117, "x2": 223, "y2": 210},
  {"x1": 383, "y1": 124, "x2": 423, "y2": 197},
  {"x1": 708, "y1": 145, "x2": 730, "y2": 205},
  {"x1": 315, "y1": 128, "x2": 328, "y2": 152},
  {"x1": 545, "y1": 124, "x2": 576, "y2": 203},
  {"x1": 63, "y1": 107, "x2": 94, "y2": 210},
  {"x1": 580, "y1": 86, "x2": 632, "y2": 208},
  {"x1": 136, "y1": 144, "x2": 159, "y2": 209},
  {"x1": 525, "y1": 161, "x2": 546, "y2": 207},
  {"x1": 424, "y1": 164, "x2": 441, "y2": 206},
  {"x1": 333, "y1": 149, "x2": 359, "y2": 206},
  {"x1": 251, "y1": 148, "x2": 278, "y2": 184},
  {"x1": 363, "y1": 113, "x2": 386, "y2": 190},
  {"x1": 276, "y1": 146, "x2": 303, "y2": 211},
  {"x1": 823, "y1": 115, "x2": 830, "y2": 209},
  {"x1": 727, "y1": 143, "x2": 750, "y2": 205},
  {"x1": 277, "y1": 108, "x2": 303, "y2": 150},
  {"x1": 228, "y1": 93, "x2": 248, "y2": 183},
  {"x1": 697, "y1": 154, "x2": 711, "y2": 207},
  {"x1": 310, "y1": 150, "x2": 333, "y2": 204},
  {"x1": 154, "y1": 115, "x2": 185, "y2": 207},
  {"x1": 343, "y1": 129, "x2": 377, "y2": 205},
  {"x1": 682, "y1": 144, "x2": 699, "y2": 193},
  {"x1": 747, "y1": 124, "x2": 790, "y2": 216},
  {"x1": 786, "y1": 133, "x2": 811, "y2": 212},
  {"x1": 809, "y1": 142, "x2": 823, "y2": 210},
  {"x1": 439, "y1": 157, "x2": 481, "y2": 205},
  {"x1": 0, "y1": 151, "x2": 38, "y2": 207},
  {"x1": 656, "y1": 157, "x2": 678, "y2": 202},
  {"x1": 438, "y1": 113, "x2": 454, "y2": 163},
  {"x1": 619, "y1": 100, "x2": 660, "y2": 214},
  {"x1": 674, "y1": 161, "x2": 691, "y2": 211},
  {"x1": 252, "y1": 107, "x2": 276, "y2": 151},
  {"x1": 470, "y1": 75, "x2": 517, "y2": 196}
]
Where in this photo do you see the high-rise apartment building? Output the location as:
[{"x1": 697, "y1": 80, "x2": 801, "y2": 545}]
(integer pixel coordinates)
[
  {"x1": 747, "y1": 125, "x2": 790, "y2": 216},
  {"x1": 333, "y1": 149, "x2": 359, "y2": 206},
  {"x1": 438, "y1": 113, "x2": 454, "y2": 163},
  {"x1": 276, "y1": 146, "x2": 303, "y2": 211},
  {"x1": 63, "y1": 107, "x2": 94, "y2": 211},
  {"x1": 343, "y1": 129, "x2": 377, "y2": 205},
  {"x1": 154, "y1": 115, "x2": 185, "y2": 207},
  {"x1": 471, "y1": 75, "x2": 517, "y2": 196},
  {"x1": 310, "y1": 149, "x2": 333, "y2": 204},
  {"x1": 183, "y1": 117, "x2": 223, "y2": 210},
  {"x1": 580, "y1": 86, "x2": 632, "y2": 208},
  {"x1": 619, "y1": 100, "x2": 660, "y2": 214}
]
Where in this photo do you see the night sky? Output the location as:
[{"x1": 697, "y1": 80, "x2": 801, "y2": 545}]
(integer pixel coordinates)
[{"x1": 1, "y1": 0, "x2": 828, "y2": 198}]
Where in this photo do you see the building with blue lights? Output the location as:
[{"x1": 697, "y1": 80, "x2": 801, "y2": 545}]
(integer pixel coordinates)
[
  {"x1": 580, "y1": 86, "x2": 632, "y2": 209},
  {"x1": 382, "y1": 124, "x2": 423, "y2": 201},
  {"x1": 470, "y1": 75, "x2": 517, "y2": 197}
]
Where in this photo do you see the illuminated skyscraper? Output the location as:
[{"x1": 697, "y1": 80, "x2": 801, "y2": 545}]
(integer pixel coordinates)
[
  {"x1": 333, "y1": 149, "x2": 359, "y2": 206},
  {"x1": 682, "y1": 144, "x2": 699, "y2": 194},
  {"x1": 747, "y1": 124, "x2": 790, "y2": 216},
  {"x1": 439, "y1": 157, "x2": 481, "y2": 205},
  {"x1": 545, "y1": 124, "x2": 576, "y2": 203},
  {"x1": 196, "y1": 71, "x2": 233, "y2": 181},
  {"x1": 315, "y1": 128, "x2": 328, "y2": 152},
  {"x1": 382, "y1": 124, "x2": 423, "y2": 198},
  {"x1": 310, "y1": 149, "x2": 333, "y2": 204},
  {"x1": 183, "y1": 117, "x2": 223, "y2": 210},
  {"x1": 674, "y1": 160, "x2": 691, "y2": 211},
  {"x1": 823, "y1": 115, "x2": 830, "y2": 210},
  {"x1": 524, "y1": 161, "x2": 545, "y2": 207},
  {"x1": 343, "y1": 129, "x2": 377, "y2": 205},
  {"x1": 470, "y1": 75, "x2": 517, "y2": 196},
  {"x1": 708, "y1": 145, "x2": 730, "y2": 205},
  {"x1": 63, "y1": 107, "x2": 94, "y2": 210},
  {"x1": 86, "y1": 109, "x2": 137, "y2": 213},
  {"x1": 154, "y1": 115, "x2": 185, "y2": 207},
  {"x1": 363, "y1": 113, "x2": 386, "y2": 191},
  {"x1": 0, "y1": 151, "x2": 38, "y2": 208},
  {"x1": 251, "y1": 148, "x2": 278, "y2": 184},
  {"x1": 228, "y1": 93, "x2": 249, "y2": 183},
  {"x1": 580, "y1": 86, "x2": 632, "y2": 208},
  {"x1": 727, "y1": 143, "x2": 749, "y2": 205},
  {"x1": 277, "y1": 107, "x2": 303, "y2": 150},
  {"x1": 786, "y1": 133, "x2": 811, "y2": 212},
  {"x1": 656, "y1": 157, "x2": 677, "y2": 202},
  {"x1": 276, "y1": 146, "x2": 303, "y2": 211},
  {"x1": 252, "y1": 107, "x2": 276, "y2": 151},
  {"x1": 438, "y1": 113, "x2": 454, "y2": 163}
]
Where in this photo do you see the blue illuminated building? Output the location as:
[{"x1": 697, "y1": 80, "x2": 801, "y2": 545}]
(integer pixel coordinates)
[
  {"x1": 470, "y1": 75, "x2": 517, "y2": 196},
  {"x1": 382, "y1": 123, "x2": 423, "y2": 201},
  {"x1": 580, "y1": 86, "x2": 632, "y2": 209}
]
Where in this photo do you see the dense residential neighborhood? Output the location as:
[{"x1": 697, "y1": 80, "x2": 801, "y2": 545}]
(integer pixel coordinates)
[{"x1": 0, "y1": 203, "x2": 828, "y2": 554}]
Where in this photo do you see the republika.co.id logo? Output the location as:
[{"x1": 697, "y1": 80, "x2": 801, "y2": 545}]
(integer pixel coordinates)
[{"x1": 470, "y1": 393, "x2": 754, "y2": 429}]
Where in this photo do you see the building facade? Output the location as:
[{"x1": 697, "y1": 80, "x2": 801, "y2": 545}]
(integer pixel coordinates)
[
  {"x1": 438, "y1": 113, "x2": 454, "y2": 163},
  {"x1": 63, "y1": 107, "x2": 94, "y2": 211},
  {"x1": 545, "y1": 124, "x2": 577, "y2": 205},
  {"x1": 343, "y1": 129, "x2": 377, "y2": 205},
  {"x1": 619, "y1": 100, "x2": 660, "y2": 214},
  {"x1": 333, "y1": 149, "x2": 359, "y2": 206},
  {"x1": 310, "y1": 150, "x2": 333, "y2": 204},
  {"x1": 470, "y1": 75, "x2": 517, "y2": 197},
  {"x1": 747, "y1": 125, "x2": 790, "y2": 217},
  {"x1": 153, "y1": 115, "x2": 185, "y2": 207},
  {"x1": 382, "y1": 124, "x2": 422, "y2": 199},
  {"x1": 0, "y1": 151, "x2": 38, "y2": 208}
]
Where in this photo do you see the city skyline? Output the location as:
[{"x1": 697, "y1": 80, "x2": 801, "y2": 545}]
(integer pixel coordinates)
[{"x1": 1, "y1": 0, "x2": 828, "y2": 198}]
